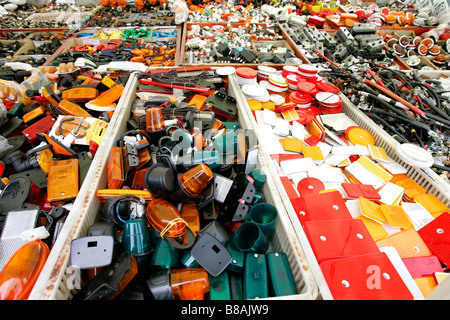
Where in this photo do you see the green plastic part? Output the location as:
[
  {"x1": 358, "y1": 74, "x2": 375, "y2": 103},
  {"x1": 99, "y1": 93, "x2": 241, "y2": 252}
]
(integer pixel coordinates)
[
  {"x1": 181, "y1": 250, "x2": 200, "y2": 268},
  {"x1": 226, "y1": 234, "x2": 245, "y2": 273},
  {"x1": 243, "y1": 253, "x2": 268, "y2": 300},
  {"x1": 209, "y1": 272, "x2": 231, "y2": 300},
  {"x1": 267, "y1": 252, "x2": 297, "y2": 297},
  {"x1": 149, "y1": 237, "x2": 180, "y2": 269},
  {"x1": 122, "y1": 219, "x2": 152, "y2": 255},
  {"x1": 213, "y1": 131, "x2": 238, "y2": 155},
  {"x1": 223, "y1": 122, "x2": 240, "y2": 131},
  {"x1": 250, "y1": 191, "x2": 264, "y2": 206},
  {"x1": 8, "y1": 102, "x2": 24, "y2": 117},
  {"x1": 193, "y1": 150, "x2": 221, "y2": 169},
  {"x1": 230, "y1": 273, "x2": 244, "y2": 300},
  {"x1": 249, "y1": 168, "x2": 267, "y2": 191}
]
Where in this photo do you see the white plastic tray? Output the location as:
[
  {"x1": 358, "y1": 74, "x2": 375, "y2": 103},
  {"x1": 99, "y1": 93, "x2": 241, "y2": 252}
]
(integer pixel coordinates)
[
  {"x1": 29, "y1": 71, "x2": 319, "y2": 300},
  {"x1": 236, "y1": 81, "x2": 450, "y2": 299},
  {"x1": 28, "y1": 73, "x2": 138, "y2": 300}
]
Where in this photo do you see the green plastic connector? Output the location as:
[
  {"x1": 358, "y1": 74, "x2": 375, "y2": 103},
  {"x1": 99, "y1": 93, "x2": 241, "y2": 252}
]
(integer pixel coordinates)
[
  {"x1": 243, "y1": 253, "x2": 268, "y2": 300},
  {"x1": 267, "y1": 252, "x2": 297, "y2": 297},
  {"x1": 209, "y1": 272, "x2": 231, "y2": 300}
]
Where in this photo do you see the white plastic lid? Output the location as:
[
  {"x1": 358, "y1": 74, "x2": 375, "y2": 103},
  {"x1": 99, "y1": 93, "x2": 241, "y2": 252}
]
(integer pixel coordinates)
[
  {"x1": 258, "y1": 65, "x2": 277, "y2": 75},
  {"x1": 396, "y1": 143, "x2": 434, "y2": 168},
  {"x1": 216, "y1": 66, "x2": 236, "y2": 76}
]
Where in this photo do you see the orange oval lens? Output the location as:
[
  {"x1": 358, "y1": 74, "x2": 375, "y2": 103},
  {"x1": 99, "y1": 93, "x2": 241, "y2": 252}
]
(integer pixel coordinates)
[
  {"x1": 146, "y1": 107, "x2": 166, "y2": 132},
  {"x1": 179, "y1": 164, "x2": 213, "y2": 196},
  {"x1": 0, "y1": 240, "x2": 49, "y2": 300},
  {"x1": 91, "y1": 84, "x2": 123, "y2": 106},
  {"x1": 170, "y1": 268, "x2": 209, "y2": 300},
  {"x1": 146, "y1": 199, "x2": 186, "y2": 237},
  {"x1": 135, "y1": 0, "x2": 144, "y2": 9}
]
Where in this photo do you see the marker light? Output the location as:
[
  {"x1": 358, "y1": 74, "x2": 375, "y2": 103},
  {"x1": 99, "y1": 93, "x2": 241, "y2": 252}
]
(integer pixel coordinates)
[
  {"x1": 57, "y1": 99, "x2": 93, "y2": 118},
  {"x1": 170, "y1": 268, "x2": 209, "y2": 300},
  {"x1": 90, "y1": 84, "x2": 123, "y2": 107},
  {"x1": 178, "y1": 163, "x2": 213, "y2": 197},
  {"x1": 61, "y1": 87, "x2": 98, "y2": 102},
  {"x1": 0, "y1": 239, "x2": 49, "y2": 300},
  {"x1": 146, "y1": 199, "x2": 187, "y2": 238},
  {"x1": 107, "y1": 147, "x2": 125, "y2": 189},
  {"x1": 146, "y1": 107, "x2": 166, "y2": 132},
  {"x1": 180, "y1": 202, "x2": 200, "y2": 235}
]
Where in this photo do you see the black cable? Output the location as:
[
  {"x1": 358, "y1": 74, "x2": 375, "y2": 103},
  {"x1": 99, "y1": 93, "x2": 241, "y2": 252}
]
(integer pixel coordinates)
[
  {"x1": 419, "y1": 95, "x2": 450, "y2": 122},
  {"x1": 422, "y1": 111, "x2": 450, "y2": 129},
  {"x1": 365, "y1": 92, "x2": 415, "y2": 120},
  {"x1": 370, "y1": 107, "x2": 431, "y2": 132},
  {"x1": 432, "y1": 163, "x2": 450, "y2": 172},
  {"x1": 364, "y1": 112, "x2": 409, "y2": 143},
  {"x1": 106, "y1": 194, "x2": 145, "y2": 227},
  {"x1": 411, "y1": 128, "x2": 425, "y2": 148}
]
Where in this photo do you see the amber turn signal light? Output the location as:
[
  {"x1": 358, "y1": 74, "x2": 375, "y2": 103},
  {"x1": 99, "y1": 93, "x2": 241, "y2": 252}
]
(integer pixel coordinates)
[
  {"x1": 146, "y1": 199, "x2": 187, "y2": 238},
  {"x1": 179, "y1": 163, "x2": 213, "y2": 197},
  {"x1": 170, "y1": 268, "x2": 209, "y2": 300},
  {"x1": 146, "y1": 107, "x2": 166, "y2": 132},
  {"x1": 0, "y1": 240, "x2": 49, "y2": 300}
]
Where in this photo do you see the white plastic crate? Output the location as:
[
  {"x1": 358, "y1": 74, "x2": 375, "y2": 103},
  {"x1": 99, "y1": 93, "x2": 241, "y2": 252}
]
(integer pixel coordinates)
[
  {"x1": 28, "y1": 71, "x2": 319, "y2": 300},
  {"x1": 28, "y1": 74, "x2": 137, "y2": 300},
  {"x1": 235, "y1": 84, "x2": 450, "y2": 299}
]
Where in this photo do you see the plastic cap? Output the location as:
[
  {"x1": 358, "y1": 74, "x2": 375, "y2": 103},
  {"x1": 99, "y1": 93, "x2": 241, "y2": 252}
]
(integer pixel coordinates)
[
  {"x1": 122, "y1": 219, "x2": 152, "y2": 255},
  {"x1": 396, "y1": 143, "x2": 434, "y2": 168},
  {"x1": 146, "y1": 107, "x2": 166, "y2": 132},
  {"x1": 170, "y1": 268, "x2": 209, "y2": 300},
  {"x1": 146, "y1": 199, "x2": 187, "y2": 238},
  {"x1": 0, "y1": 240, "x2": 49, "y2": 300},
  {"x1": 179, "y1": 164, "x2": 213, "y2": 197}
]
